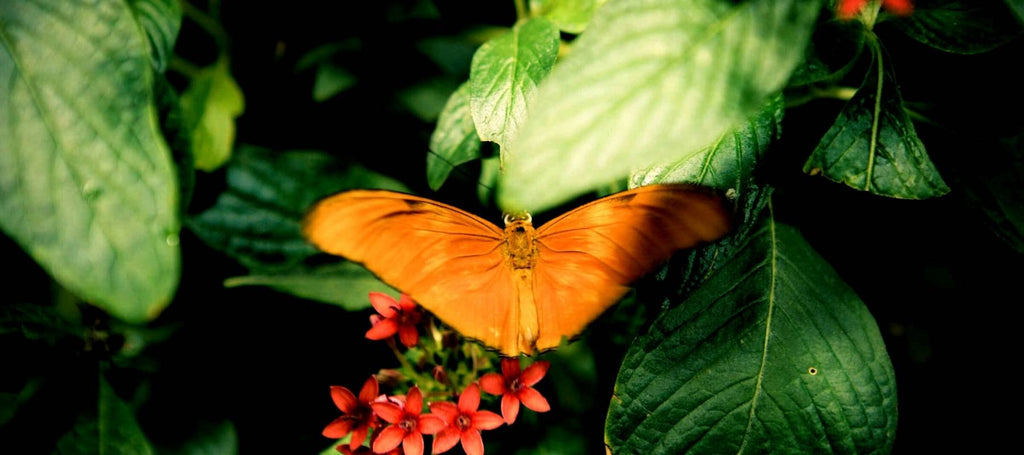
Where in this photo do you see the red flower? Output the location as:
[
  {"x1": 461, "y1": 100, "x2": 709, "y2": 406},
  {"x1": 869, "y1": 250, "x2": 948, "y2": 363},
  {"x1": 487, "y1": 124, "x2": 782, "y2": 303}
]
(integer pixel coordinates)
[
  {"x1": 365, "y1": 292, "x2": 422, "y2": 348},
  {"x1": 836, "y1": 0, "x2": 913, "y2": 20},
  {"x1": 429, "y1": 384, "x2": 505, "y2": 455},
  {"x1": 323, "y1": 376, "x2": 380, "y2": 449},
  {"x1": 480, "y1": 358, "x2": 550, "y2": 424},
  {"x1": 370, "y1": 386, "x2": 445, "y2": 455}
]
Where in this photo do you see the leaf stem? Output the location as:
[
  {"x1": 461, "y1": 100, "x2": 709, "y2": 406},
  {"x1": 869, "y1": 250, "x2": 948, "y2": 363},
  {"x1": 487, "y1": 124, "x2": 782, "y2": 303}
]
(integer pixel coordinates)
[
  {"x1": 181, "y1": 0, "x2": 231, "y2": 52},
  {"x1": 514, "y1": 0, "x2": 528, "y2": 21},
  {"x1": 865, "y1": 34, "x2": 884, "y2": 192}
]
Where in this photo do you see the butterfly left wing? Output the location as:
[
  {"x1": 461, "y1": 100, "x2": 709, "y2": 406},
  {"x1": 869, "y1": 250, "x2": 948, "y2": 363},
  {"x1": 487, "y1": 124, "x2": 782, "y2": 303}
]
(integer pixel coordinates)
[
  {"x1": 302, "y1": 190, "x2": 521, "y2": 352},
  {"x1": 529, "y1": 184, "x2": 731, "y2": 351}
]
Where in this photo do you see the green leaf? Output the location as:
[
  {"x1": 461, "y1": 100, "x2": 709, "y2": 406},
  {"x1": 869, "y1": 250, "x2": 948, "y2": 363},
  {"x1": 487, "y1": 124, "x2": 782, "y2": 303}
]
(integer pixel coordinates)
[
  {"x1": 0, "y1": 0, "x2": 181, "y2": 323},
  {"x1": 224, "y1": 262, "x2": 394, "y2": 310},
  {"x1": 312, "y1": 63, "x2": 356, "y2": 102},
  {"x1": 397, "y1": 77, "x2": 460, "y2": 122},
  {"x1": 56, "y1": 376, "x2": 155, "y2": 454},
  {"x1": 180, "y1": 58, "x2": 245, "y2": 172},
  {"x1": 497, "y1": 0, "x2": 819, "y2": 213},
  {"x1": 531, "y1": 0, "x2": 600, "y2": 34},
  {"x1": 630, "y1": 94, "x2": 783, "y2": 192},
  {"x1": 128, "y1": 0, "x2": 182, "y2": 72},
  {"x1": 187, "y1": 146, "x2": 409, "y2": 271},
  {"x1": 428, "y1": 81, "x2": 482, "y2": 191},
  {"x1": 161, "y1": 421, "x2": 238, "y2": 455},
  {"x1": 470, "y1": 17, "x2": 560, "y2": 150},
  {"x1": 803, "y1": 42, "x2": 949, "y2": 199},
  {"x1": 892, "y1": 0, "x2": 1023, "y2": 54},
  {"x1": 606, "y1": 209, "x2": 897, "y2": 454}
]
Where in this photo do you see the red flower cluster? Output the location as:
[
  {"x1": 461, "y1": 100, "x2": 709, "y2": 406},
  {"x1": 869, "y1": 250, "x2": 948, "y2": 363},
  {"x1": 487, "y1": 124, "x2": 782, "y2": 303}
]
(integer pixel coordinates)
[
  {"x1": 323, "y1": 294, "x2": 554, "y2": 454},
  {"x1": 836, "y1": 0, "x2": 913, "y2": 20},
  {"x1": 324, "y1": 379, "x2": 545, "y2": 455}
]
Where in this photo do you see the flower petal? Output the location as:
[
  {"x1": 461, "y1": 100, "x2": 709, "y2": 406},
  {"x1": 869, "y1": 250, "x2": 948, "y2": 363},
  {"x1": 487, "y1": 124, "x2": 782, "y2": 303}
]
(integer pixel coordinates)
[
  {"x1": 500, "y1": 357, "x2": 521, "y2": 379},
  {"x1": 369, "y1": 292, "x2": 400, "y2": 317},
  {"x1": 432, "y1": 427, "x2": 460, "y2": 454},
  {"x1": 402, "y1": 431, "x2": 424, "y2": 455},
  {"x1": 479, "y1": 373, "x2": 506, "y2": 395},
  {"x1": 349, "y1": 425, "x2": 369, "y2": 449},
  {"x1": 471, "y1": 410, "x2": 505, "y2": 430},
  {"x1": 398, "y1": 324, "x2": 419, "y2": 348},
  {"x1": 418, "y1": 414, "x2": 447, "y2": 435},
  {"x1": 500, "y1": 394, "x2": 520, "y2": 425},
  {"x1": 371, "y1": 402, "x2": 405, "y2": 424},
  {"x1": 357, "y1": 376, "x2": 379, "y2": 404},
  {"x1": 458, "y1": 384, "x2": 481, "y2": 413},
  {"x1": 518, "y1": 387, "x2": 550, "y2": 413},
  {"x1": 365, "y1": 318, "x2": 400, "y2": 340},
  {"x1": 460, "y1": 429, "x2": 485, "y2": 455},
  {"x1": 373, "y1": 425, "x2": 405, "y2": 453},
  {"x1": 330, "y1": 386, "x2": 358, "y2": 414},
  {"x1": 398, "y1": 293, "x2": 417, "y2": 311},
  {"x1": 521, "y1": 361, "x2": 549, "y2": 387},
  {"x1": 429, "y1": 401, "x2": 459, "y2": 423},
  {"x1": 405, "y1": 387, "x2": 423, "y2": 415},
  {"x1": 322, "y1": 416, "x2": 356, "y2": 438}
]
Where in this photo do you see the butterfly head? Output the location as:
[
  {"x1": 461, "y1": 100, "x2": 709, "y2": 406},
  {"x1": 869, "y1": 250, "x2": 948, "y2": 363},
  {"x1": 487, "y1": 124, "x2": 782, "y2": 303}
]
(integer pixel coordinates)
[{"x1": 503, "y1": 212, "x2": 532, "y2": 227}]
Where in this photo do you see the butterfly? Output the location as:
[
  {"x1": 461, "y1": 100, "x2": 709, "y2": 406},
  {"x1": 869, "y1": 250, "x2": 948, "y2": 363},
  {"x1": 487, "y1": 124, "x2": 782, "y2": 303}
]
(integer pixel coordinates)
[{"x1": 302, "y1": 184, "x2": 731, "y2": 357}]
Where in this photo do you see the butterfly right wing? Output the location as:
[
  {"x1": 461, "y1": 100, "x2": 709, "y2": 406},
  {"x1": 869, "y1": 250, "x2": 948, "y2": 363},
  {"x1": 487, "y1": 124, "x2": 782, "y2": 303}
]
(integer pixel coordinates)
[{"x1": 302, "y1": 190, "x2": 519, "y2": 353}]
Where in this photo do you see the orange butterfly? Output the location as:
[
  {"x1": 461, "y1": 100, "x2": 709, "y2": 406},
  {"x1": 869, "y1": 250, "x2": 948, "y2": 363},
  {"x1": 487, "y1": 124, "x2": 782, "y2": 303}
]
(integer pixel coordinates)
[{"x1": 302, "y1": 184, "x2": 731, "y2": 356}]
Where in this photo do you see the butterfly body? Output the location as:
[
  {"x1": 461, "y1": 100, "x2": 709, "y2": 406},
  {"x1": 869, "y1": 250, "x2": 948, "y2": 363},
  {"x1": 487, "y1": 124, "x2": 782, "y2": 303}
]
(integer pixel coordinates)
[{"x1": 303, "y1": 185, "x2": 730, "y2": 356}]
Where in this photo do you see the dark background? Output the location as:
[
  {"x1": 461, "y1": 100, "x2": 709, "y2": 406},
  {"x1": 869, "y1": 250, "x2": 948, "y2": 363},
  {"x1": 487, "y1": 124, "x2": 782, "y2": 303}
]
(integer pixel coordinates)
[{"x1": 2, "y1": 1, "x2": 1022, "y2": 453}]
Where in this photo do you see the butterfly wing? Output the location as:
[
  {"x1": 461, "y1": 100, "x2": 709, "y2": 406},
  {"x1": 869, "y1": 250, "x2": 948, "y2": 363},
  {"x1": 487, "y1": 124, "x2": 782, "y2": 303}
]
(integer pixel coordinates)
[
  {"x1": 302, "y1": 190, "x2": 520, "y2": 352},
  {"x1": 530, "y1": 184, "x2": 731, "y2": 351}
]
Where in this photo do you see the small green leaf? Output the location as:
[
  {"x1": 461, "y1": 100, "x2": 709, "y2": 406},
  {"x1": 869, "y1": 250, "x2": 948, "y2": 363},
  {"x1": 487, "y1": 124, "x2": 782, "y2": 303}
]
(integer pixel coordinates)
[
  {"x1": 803, "y1": 42, "x2": 949, "y2": 199},
  {"x1": 498, "y1": 0, "x2": 819, "y2": 213},
  {"x1": 0, "y1": 0, "x2": 181, "y2": 323},
  {"x1": 470, "y1": 17, "x2": 560, "y2": 150},
  {"x1": 630, "y1": 95, "x2": 783, "y2": 192},
  {"x1": 224, "y1": 262, "x2": 394, "y2": 310},
  {"x1": 180, "y1": 58, "x2": 245, "y2": 172},
  {"x1": 313, "y1": 63, "x2": 356, "y2": 102},
  {"x1": 128, "y1": 0, "x2": 182, "y2": 72},
  {"x1": 187, "y1": 146, "x2": 409, "y2": 271},
  {"x1": 606, "y1": 209, "x2": 897, "y2": 454},
  {"x1": 397, "y1": 77, "x2": 460, "y2": 122},
  {"x1": 428, "y1": 81, "x2": 482, "y2": 191},
  {"x1": 892, "y1": 0, "x2": 1023, "y2": 54},
  {"x1": 531, "y1": 0, "x2": 600, "y2": 34},
  {"x1": 56, "y1": 376, "x2": 155, "y2": 454},
  {"x1": 161, "y1": 420, "x2": 238, "y2": 455}
]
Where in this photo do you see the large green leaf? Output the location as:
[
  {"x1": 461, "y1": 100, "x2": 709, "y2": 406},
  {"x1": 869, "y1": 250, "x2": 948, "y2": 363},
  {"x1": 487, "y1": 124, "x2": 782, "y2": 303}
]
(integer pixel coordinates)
[
  {"x1": 497, "y1": 0, "x2": 819, "y2": 213},
  {"x1": 55, "y1": 376, "x2": 156, "y2": 454},
  {"x1": 892, "y1": 0, "x2": 1023, "y2": 54},
  {"x1": 531, "y1": 0, "x2": 601, "y2": 34},
  {"x1": 470, "y1": 17, "x2": 560, "y2": 150},
  {"x1": 427, "y1": 81, "x2": 481, "y2": 191},
  {"x1": 630, "y1": 95, "x2": 783, "y2": 193},
  {"x1": 224, "y1": 262, "x2": 394, "y2": 310},
  {"x1": 187, "y1": 146, "x2": 408, "y2": 271},
  {"x1": 128, "y1": 0, "x2": 182, "y2": 72},
  {"x1": 606, "y1": 210, "x2": 897, "y2": 454},
  {"x1": 180, "y1": 58, "x2": 245, "y2": 172},
  {"x1": 803, "y1": 41, "x2": 949, "y2": 199},
  {"x1": 0, "y1": 0, "x2": 180, "y2": 323}
]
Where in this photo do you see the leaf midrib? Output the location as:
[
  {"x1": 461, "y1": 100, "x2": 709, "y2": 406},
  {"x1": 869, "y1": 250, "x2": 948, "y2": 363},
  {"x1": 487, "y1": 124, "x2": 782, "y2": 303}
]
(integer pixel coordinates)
[{"x1": 736, "y1": 198, "x2": 777, "y2": 454}]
